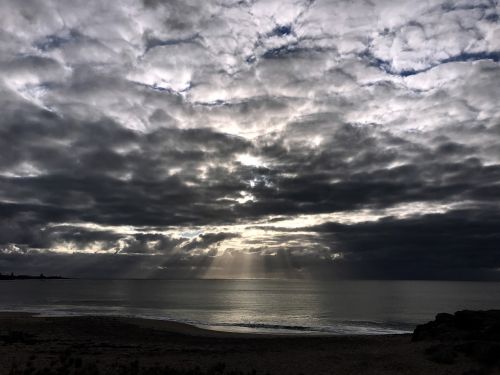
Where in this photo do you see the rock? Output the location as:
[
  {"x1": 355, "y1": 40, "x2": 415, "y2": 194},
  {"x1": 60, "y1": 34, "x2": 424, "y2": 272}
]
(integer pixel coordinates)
[
  {"x1": 413, "y1": 310, "x2": 500, "y2": 342},
  {"x1": 412, "y1": 310, "x2": 500, "y2": 367}
]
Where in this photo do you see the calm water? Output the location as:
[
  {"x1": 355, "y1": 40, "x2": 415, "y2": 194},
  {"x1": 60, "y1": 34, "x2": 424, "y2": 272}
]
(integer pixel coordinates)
[{"x1": 1, "y1": 279, "x2": 499, "y2": 335}]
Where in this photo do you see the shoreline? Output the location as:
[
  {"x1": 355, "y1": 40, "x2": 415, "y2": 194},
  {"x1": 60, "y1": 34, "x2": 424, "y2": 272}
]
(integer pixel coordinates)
[
  {"x1": 0, "y1": 310, "x2": 412, "y2": 336},
  {"x1": 0, "y1": 311, "x2": 273, "y2": 339},
  {"x1": 0, "y1": 312, "x2": 484, "y2": 374}
]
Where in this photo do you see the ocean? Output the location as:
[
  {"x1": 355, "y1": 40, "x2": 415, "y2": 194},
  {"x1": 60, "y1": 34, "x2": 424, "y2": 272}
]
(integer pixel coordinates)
[{"x1": 1, "y1": 279, "x2": 499, "y2": 335}]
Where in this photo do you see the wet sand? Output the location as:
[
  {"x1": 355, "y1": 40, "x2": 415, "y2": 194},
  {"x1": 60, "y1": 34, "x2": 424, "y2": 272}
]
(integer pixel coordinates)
[{"x1": 0, "y1": 312, "x2": 490, "y2": 374}]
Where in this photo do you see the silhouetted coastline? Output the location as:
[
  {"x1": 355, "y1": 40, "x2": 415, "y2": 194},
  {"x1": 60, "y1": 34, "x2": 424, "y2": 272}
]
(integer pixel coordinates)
[{"x1": 0, "y1": 272, "x2": 68, "y2": 280}]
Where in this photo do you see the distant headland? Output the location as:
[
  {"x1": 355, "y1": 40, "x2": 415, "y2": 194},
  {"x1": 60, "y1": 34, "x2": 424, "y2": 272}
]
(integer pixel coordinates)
[{"x1": 0, "y1": 272, "x2": 69, "y2": 280}]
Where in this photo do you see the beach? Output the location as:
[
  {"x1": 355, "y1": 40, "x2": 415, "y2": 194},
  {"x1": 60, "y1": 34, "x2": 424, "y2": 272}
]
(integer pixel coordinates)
[{"x1": 0, "y1": 313, "x2": 488, "y2": 375}]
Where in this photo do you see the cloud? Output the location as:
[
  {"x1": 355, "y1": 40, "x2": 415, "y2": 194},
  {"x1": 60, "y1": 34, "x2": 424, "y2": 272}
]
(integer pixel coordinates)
[
  {"x1": 306, "y1": 208, "x2": 500, "y2": 280},
  {"x1": 0, "y1": 0, "x2": 499, "y2": 279}
]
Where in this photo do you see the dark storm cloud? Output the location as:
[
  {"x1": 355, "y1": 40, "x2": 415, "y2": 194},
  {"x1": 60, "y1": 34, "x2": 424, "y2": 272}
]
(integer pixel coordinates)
[
  {"x1": 4, "y1": 110, "x2": 491, "y2": 227},
  {"x1": 239, "y1": 121, "x2": 500, "y2": 218},
  {"x1": 1, "y1": 94, "x2": 500, "y2": 278},
  {"x1": 0, "y1": 0, "x2": 499, "y2": 279},
  {"x1": 305, "y1": 208, "x2": 500, "y2": 280},
  {"x1": 0, "y1": 99, "x2": 252, "y2": 228}
]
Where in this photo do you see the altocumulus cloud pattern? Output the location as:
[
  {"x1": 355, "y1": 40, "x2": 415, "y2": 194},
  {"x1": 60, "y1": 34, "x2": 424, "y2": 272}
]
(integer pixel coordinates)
[{"x1": 0, "y1": 0, "x2": 499, "y2": 279}]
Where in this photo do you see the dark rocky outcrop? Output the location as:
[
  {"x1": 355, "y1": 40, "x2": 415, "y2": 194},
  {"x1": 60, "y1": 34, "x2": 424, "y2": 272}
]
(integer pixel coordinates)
[
  {"x1": 413, "y1": 310, "x2": 500, "y2": 342},
  {"x1": 412, "y1": 310, "x2": 500, "y2": 368}
]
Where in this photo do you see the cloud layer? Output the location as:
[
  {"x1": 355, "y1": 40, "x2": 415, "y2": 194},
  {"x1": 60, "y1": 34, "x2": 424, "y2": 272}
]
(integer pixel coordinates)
[{"x1": 0, "y1": 0, "x2": 499, "y2": 279}]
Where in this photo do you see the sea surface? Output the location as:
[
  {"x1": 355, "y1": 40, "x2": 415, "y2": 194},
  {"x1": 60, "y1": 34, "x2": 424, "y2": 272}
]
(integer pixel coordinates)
[{"x1": 1, "y1": 279, "x2": 499, "y2": 335}]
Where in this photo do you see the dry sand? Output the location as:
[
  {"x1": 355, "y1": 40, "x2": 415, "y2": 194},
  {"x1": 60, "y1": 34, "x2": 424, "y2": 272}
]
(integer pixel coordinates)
[{"x1": 0, "y1": 312, "x2": 494, "y2": 375}]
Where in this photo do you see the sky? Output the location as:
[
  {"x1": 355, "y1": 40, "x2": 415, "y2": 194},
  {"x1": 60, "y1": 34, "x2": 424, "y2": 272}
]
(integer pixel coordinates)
[{"x1": 0, "y1": 0, "x2": 499, "y2": 280}]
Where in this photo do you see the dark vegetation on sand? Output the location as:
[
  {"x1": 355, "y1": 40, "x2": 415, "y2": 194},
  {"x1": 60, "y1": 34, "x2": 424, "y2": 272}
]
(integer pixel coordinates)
[
  {"x1": 1, "y1": 311, "x2": 499, "y2": 375},
  {"x1": 8, "y1": 358, "x2": 266, "y2": 375}
]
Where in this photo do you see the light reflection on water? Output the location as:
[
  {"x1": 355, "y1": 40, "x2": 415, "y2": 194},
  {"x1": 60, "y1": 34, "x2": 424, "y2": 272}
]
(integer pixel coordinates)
[{"x1": 1, "y1": 279, "x2": 499, "y2": 334}]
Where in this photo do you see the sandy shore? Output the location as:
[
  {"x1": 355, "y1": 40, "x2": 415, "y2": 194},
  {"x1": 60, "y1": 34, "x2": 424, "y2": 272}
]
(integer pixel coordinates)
[{"x1": 0, "y1": 312, "x2": 491, "y2": 375}]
